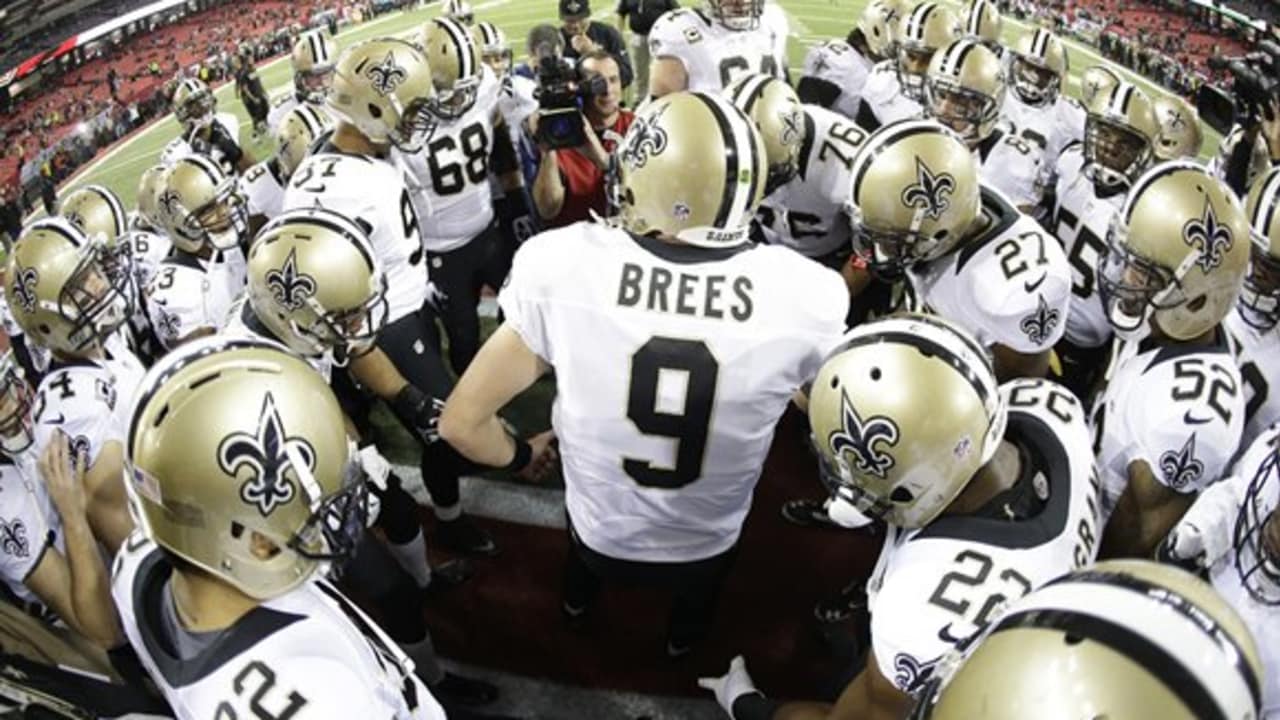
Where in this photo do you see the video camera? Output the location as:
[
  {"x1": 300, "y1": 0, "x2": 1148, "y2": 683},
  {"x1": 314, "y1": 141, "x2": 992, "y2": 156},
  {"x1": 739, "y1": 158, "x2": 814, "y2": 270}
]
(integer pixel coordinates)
[
  {"x1": 534, "y1": 54, "x2": 608, "y2": 150},
  {"x1": 1197, "y1": 39, "x2": 1280, "y2": 135}
]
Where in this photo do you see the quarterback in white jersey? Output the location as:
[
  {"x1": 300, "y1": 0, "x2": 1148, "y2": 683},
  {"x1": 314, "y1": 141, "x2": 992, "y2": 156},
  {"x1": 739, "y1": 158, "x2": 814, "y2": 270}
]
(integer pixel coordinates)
[
  {"x1": 647, "y1": 5, "x2": 785, "y2": 96},
  {"x1": 1162, "y1": 428, "x2": 1280, "y2": 717}
]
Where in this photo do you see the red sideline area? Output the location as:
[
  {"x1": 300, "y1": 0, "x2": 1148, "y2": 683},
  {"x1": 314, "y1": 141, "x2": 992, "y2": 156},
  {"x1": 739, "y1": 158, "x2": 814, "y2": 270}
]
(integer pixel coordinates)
[{"x1": 417, "y1": 409, "x2": 883, "y2": 700}]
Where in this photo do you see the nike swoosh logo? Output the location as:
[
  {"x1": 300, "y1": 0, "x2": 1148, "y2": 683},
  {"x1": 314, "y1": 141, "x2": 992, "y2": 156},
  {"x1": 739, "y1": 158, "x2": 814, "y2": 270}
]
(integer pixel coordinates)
[
  {"x1": 1024, "y1": 274, "x2": 1047, "y2": 292},
  {"x1": 43, "y1": 414, "x2": 66, "y2": 425},
  {"x1": 1183, "y1": 411, "x2": 1213, "y2": 425}
]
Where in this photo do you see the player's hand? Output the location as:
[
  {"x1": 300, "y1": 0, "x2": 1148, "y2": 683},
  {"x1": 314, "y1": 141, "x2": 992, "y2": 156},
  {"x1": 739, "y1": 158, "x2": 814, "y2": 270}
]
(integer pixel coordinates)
[
  {"x1": 356, "y1": 444, "x2": 392, "y2": 491},
  {"x1": 697, "y1": 655, "x2": 760, "y2": 717},
  {"x1": 518, "y1": 430, "x2": 559, "y2": 483},
  {"x1": 570, "y1": 34, "x2": 599, "y2": 56},
  {"x1": 40, "y1": 431, "x2": 88, "y2": 522},
  {"x1": 1157, "y1": 522, "x2": 1210, "y2": 571}
]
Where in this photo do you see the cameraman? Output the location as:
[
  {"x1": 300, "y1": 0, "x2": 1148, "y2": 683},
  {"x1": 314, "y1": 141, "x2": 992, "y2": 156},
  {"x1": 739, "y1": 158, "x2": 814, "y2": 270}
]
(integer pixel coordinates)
[{"x1": 529, "y1": 50, "x2": 634, "y2": 228}]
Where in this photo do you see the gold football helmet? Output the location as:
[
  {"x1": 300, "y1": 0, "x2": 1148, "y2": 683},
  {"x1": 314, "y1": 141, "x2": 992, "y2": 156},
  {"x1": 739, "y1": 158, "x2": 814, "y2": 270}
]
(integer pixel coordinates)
[
  {"x1": 911, "y1": 560, "x2": 1264, "y2": 720},
  {"x1": 247, "y1": 207, "x2": 388, "y2": 362},
  {"x1": 924, "y1": 39, "x2": 1005, "y2": 145},
  {"x1": 158, "y1": 155, "x2": 248, "y2": 254},
  {"x1": 708, "y1": 0, "x2": 764, "y2": 31},
  {"x1": 1080, "y1": 64, "x2": 1120, "y2": 107},
  {"x1": 0, "y1": 352, "x2": 34, "y2": 456},
  {"x1": 614, "y1": 91, "x2": 767, "y2": 247},
  {"x1": 1006, "y1": 27, "x2": 1066, "y2": 107},
  {"x1": 327, "y1": 37, "x2": 437, "y2": 152},
  {"x1": 420, "y1": 17, "x2": 483, "y2": 120},
  {"x1": 808, "y1": 314, "x2": 1006, "y2": 529},
  {"x1": 725, "y1": 74, "x2": 806, "y2": 194},
  {"x1": 171, "y1": 77, "x2": 215, "y2": 131},
  {"x1": 962, "y1": 0, "x2": 1002, "y2": 49},
  {"x1": 1239, "y1": 167, "x2": 1280, "y2": 330},
  {"x1": 896, "y1": 3, "x2": 961, "y2": 101},
  {"x1": 474, "y1": 21, "x2": 512, "y2": 76},
  {"x1": 291, "y1": 31, "x2": 336, "y2": 104},
  {"x1": 135, "y1": 164, "x2": 168, "y2": 231},
  {"x1": 275, "y1": 104, "x2": 333, "y2": 181},
  {"x1": 4, "y1": 218, "x2": 131, "y2": 356},
  {"x1": 1098, "y1": 162, "x2": 1249, "y2": 341},
  {"x1": 60, "y1": 184, "x2": 134, "y2": 292},
  {"x1": 848, "y1": 119, "x2": 980, "y2": 277},
  {"x1": 1083, "y1": 81, "x2": 1159, "y2": 188},
  {"x1": 126, "y1": 337, "x2": 366, "y2": 600},
  {"x1": 1151, "y1": 94, "x2": 1204, "y2": 161},
  {"x1": 856, "y1": 0, "x2": 906, "y2": 61},
  {"x1": 443, "y1": 0, "x2": 474, "y2": 25}
]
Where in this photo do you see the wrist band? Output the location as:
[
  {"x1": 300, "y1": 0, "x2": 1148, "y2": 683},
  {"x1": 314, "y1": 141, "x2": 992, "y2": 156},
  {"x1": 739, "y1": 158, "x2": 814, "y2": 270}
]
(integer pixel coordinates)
[
  {"x1": 504, "y1": 436, "x2": 533, "y2": 472},
  {"x1": 732, "y1": 691, "x2": 779, "y2": 720}
]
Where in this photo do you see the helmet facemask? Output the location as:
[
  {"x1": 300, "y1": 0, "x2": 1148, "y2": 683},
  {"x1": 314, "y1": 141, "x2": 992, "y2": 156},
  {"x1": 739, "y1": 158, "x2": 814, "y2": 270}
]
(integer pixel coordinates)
[
  {"x1": 429, "y1": 75, "x2": 480, "y2": 120},
  {"x1": 294, "y1": 66, "x2": 335, "y2": 105},
  {"x1": 897, "y1": 45, "x2": 935, "y2": 101},
  {"x1": 1239, "y1": 235, "x2": 1280, "y2": 331},
  {"x1": 61, "y1": 241, "x2": 132, "y2": 353},
  {"x1": 1008, "y1": 54, "x2": 1059, "y2": 107},
  {"x1": 1084, "y1": 116, "x2": 1152, "y2": 189},
  {"x1": 1234, "y1": 447, "x2": 1280, "y2": 605},
  {"x1": 188, "y1": 183, "x2": 250, "y2": 252},
  {"x1": 709, "y1": 0, "x2": 764, "y2": 31},
  {"x1": 0, "y1": 360, "x2": 34, "y2": 456},
  {"x1": 850, "y1": 206, "x2": 962, "y2": 281},
  {"x1": 176, "y1": 88, "x2": 216, "y2": 131},
  {"x1": 287, "y1": 450, "x2": 369, "y2": 565},
  {"x1": 1097, "y1": 217, "x2": 1191, "y2": 340},
  {"x1": 924, "y1": 78, "x2": 1000, "y2": 145},
  {"x1": 288, "y1": 277, "x2": 390, "y2": 365},
  {"x1": 387, "y1": 96, "x2": 438, "y2": 153},
  {"x1": 482, "y1": 48, "x2": 513, "y2": 77}
]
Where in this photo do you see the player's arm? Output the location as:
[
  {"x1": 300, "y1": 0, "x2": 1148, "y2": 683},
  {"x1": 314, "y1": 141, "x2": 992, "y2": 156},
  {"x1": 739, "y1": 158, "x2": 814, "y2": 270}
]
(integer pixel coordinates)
[
  {"x1": 1101, "y1": 459, "x2": 1196, "y2": 559},
  {"x1": 991, "y1": 344, "x2": 1052, "y2": 382},
  {"x1": 440, "y1": 324, "x2": 550, "y2": 469},
  {"x1": 27, "y1": 432, "x2": 122, "y2": 649},
  {"x1": 854, "y1": 99, "x2": 881, "y2": 132},
  {"x1": 346, "y1": 346, "x2": 445, "y2": 447},
  {"x1": 648, "y1": 57, "x2": 687, "y2": 99},
  {"x1": 82, "y1": 441, "x2": 132, "y2": 555}
]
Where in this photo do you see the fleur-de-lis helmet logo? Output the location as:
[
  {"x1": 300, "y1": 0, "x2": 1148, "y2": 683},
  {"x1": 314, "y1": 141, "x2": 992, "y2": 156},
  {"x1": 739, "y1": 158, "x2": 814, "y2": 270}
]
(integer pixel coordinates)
[
  {"x1": 828, "y1": 388, "x2": 901, "y2": 479},
  {"x1": 264, "y1": 248, "x2": 318, "y2": 312},
  {"x1": 158, "y1": 188, "x2": 184, "y2": 219},
  {"x1": 217, "y1": 393, "x2": 317, "y2": 517},
  {"x1": 365, "y1": 51, "x2": 408, "y2": 96},
  {"x1": 900, "y1": 157, "x2": 956, "y2": 221},
  {"x1": 1182, "y1": 198, "x2": 1233, "y2": 273},
  {"x1": 1159, "y1": 434, "x2": 1205, "y2": 491},
  {"x1": 779, "y1": 107, "x2": 804, "y2": 148},
  {"x1": 620, "y1": 108, "x2": 669, "y2": 170},
  {"x1": 10, "y1": 263, "x2": 38, "y2": 314},
  {"x1": 1019, "y1": 294, "x2": 1061, "y2": 346}
]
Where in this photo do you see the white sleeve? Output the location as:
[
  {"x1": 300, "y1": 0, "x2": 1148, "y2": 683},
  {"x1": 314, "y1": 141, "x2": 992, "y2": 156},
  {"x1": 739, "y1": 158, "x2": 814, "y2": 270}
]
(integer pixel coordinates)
[
  {"x1": 0, "y1": 470, "x2": 53, "y2": 588},
  {"x1": 1122, "y1": 373, "x2": 1243, "y2": 495},
  {"x1": 496, "y1": 231, "x2": 570, "y2": 363},
  {"x1": 647, "y1": 10, "x2": 692, "y2": 66},
  {"x1": 1171, "y1": 470, "x2": 1251, "y2": 567},
  {"x1": 146, "y1": 267, "x2": 215, "y2": 349}
]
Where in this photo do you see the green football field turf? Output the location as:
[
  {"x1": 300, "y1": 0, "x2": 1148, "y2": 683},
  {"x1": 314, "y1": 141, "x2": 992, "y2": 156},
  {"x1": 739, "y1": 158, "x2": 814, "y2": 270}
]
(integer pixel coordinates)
[{"x1": 66, "y1": 0, "x2": 1217, "y2": 207}]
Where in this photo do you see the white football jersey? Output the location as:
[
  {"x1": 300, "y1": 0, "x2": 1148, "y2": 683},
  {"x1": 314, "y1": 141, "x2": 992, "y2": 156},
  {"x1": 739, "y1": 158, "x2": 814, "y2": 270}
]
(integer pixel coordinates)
[
  {"x1": 0, "y1": 299, "x2": 50, "y2": 374},
  {"x1": 800, "y1": 40, "x2": 875, "y2": 120},
  {"x1": 398, "y1": 67, "x2": 502, "y2": 252},
  {"x1": 159, "y1": 112, "x2": 241, "y2": 168},
  {"x1": 31, "y1": 333, "x2": 145, "y2": 471},
  {"x1": 112, "y1": 532, "x2": 445, "y2": 720},
  {"x1": 859, "y1": 61, "x2": 922, "y2": 128},
  {"x1": 648, "y1": 7, "x2": 785, "y2": 94},
  {"x1": 908, "y1": 188, "x2": 1071, "y2": 355},
  {"x1": 124, "y1": 228, "x2": 172, "y2": 291},
  {"x1": 499, "y1": 223, "x2": 849, "y2": 562},
  {"x1": 145, "y1": 251, "x2": 245, "y2": 351},
  {"x1": 243, "y1": 158, "x2": 288, "y2": 221},
  {"x1": 283, "y1": 150, "x2": 427, "y2": 324},
  {"x1": 977, "y1": 121, "x2": 1049, "y2": 211},
  {"x1": 0, "y1": 455, "x2": 62, "y2": 605},
  {"x1": 1091, "y1": 332, "x2": 1245, "y2": 522},
  {"x1": 1050, "y1": 144, "x2": 1125, "y2": 349},
  {"x1": 868, "y1": 379, "x2": 1102, "y2": 693},
  {"x1": 1000, "y1": 93, "x2": 1085, "y2": 182},
  {"x1": 1226, "y1": 307, "x2": 1280, "y2": 451},
  {"x1": 757, "y1": 105, "x2": 864, "y2": 258}
]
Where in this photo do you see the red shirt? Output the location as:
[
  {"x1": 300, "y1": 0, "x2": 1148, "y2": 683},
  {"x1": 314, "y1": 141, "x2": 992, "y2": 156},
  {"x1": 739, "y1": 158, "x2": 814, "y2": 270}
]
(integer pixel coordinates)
[{"x1": 546, "y1": 110, "x2": 635, "y2": 229}]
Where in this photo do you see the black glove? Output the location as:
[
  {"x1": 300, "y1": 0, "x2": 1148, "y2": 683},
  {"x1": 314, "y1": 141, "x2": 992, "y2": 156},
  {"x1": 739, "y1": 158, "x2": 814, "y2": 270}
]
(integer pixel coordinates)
[
  {"x1": 389, "y1": 384, "x2": 446, "y2": 445},
  {"x1": 494, "y1": 190, "x2": 537, "y2": 246}
]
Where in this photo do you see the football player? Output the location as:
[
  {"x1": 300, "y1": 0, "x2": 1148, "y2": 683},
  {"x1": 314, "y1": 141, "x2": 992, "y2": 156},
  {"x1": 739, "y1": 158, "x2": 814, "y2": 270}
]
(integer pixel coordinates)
[
  {"x1": 909, "y1": 560, "x2": 1265, "y2": 718},
  {"x1": 1000, "y1": 28, "x2": 1084, "y2": 212},
  {"x1": 3, "y1": 218, "x2": 144, "y2": 554},
  {"x1": 267, "y1": 30, "x2": 336, "y2": 133},
  {"x1": 443, "y1": 0, "x2": 475, "y2": 25},
  {"x1": 856, "y1": 2, "x2": 960, "y2": 131},
  {"x1": 1227, "y1": 167, "x2": 1280, "y2": 451},
  {"x1": 129, "y1": 163, "x2": 168, "y2": 234},
  {"x1": 0, "y1": 355, "x2": 121, "y2": 650},
  {"x1": 113, "y1": 338, "x2": 447, "y2": 718},
  {"x1": 161, "y1": 77, "x2": 252, "y2": 174},
  {"x1": 148, "y1": 155, "x2": 249, "y2": 351},
  {"x1": 960, "y1": 0, "x2": 1002, "y2": 52},
  {"x1": 282, "y1": 38, "x2": 499, "y2": 555},
  {"x1": 440, "y1": 91, "x2": 850, "y2": 657},
  {"x1": 1151, "y1": 93, "x2": 1204, "y2": 161},
  {"x1": 244, "y1": 103, "x2": 333, "y2": 233},
  {"x1": 476, "y1": 21, "x2": 538, "y2": 163},
  {"x1": 1161, "y1": 429, "x2": 1280, "y2": 717},
  {"x1": 850, "y1": 119, "x2": 1071, "y2": 380},
  {"x1": 399, "y1": 17, "x2": 532, "y2": 375},
  {"x1": 1093, "y1": 162, "x2": 1249, "y2": 558},
  {"x1": 797, "y1": 0, "x2": 903, "y2": 119},
  {"x1": 699, "y1": 315, "x2": 1101, "y2": 719},
  {"x1": 727, "y1": 74, "x2": 866, "y2": 271},
  {"x1": 1047, "y1": 81, "x2": 1159, "y2": 397},
  {"x1": 647, "y1": 0, "x2": 786, "y2": 97}
]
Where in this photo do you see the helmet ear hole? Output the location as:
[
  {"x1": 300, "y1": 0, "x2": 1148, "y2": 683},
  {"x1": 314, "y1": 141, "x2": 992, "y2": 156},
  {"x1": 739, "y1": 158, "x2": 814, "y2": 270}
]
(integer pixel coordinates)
[
  {"x1": 368, "y1": 104, "x2": 382, "y2": 119},
  {"x1": 1186, "y1": 294, "x2": 1207, "y2": 312},
  {"x1": 890, "y1": 487, "x2": 914, "y2": 503},
  {"x1": 830, "y1": 374, "x2": 840, "y2": 389}
]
